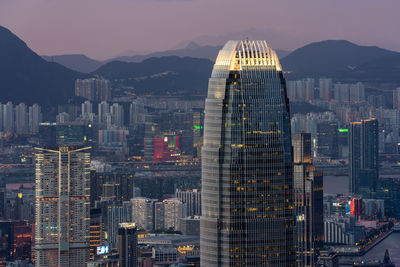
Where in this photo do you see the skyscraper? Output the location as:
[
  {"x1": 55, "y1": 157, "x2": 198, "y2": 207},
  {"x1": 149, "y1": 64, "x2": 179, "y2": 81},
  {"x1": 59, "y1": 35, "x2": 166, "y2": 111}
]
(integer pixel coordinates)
[
  {"x1": 200, "y1": 40, "x2": 296, "y2": 267},
  {"x1": 293, "y1": 133, "x2": 324, "y2": 266},
  {"x1": 316, "y1": 121, "x2": 339, "y2": 159},
  {"x1": 35, "y1": 146, "x2": 91, "y2": 266},
  {"x1": 349, "y1": 118, "x2": 379, "y2": 195},
  {"x1": 118, "y1": 223, "x2": 138, "y2": 267}
]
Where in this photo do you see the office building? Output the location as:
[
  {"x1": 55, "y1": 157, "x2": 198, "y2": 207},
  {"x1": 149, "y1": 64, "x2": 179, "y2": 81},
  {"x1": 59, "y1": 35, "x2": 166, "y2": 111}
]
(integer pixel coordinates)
[
  {"x1": 293, "y1": 133, "x2": 324, "y2": 266},
  {"x1": 200, "y1": 40, "x2": 296, "y2": 266},
  {"x1": 349, "y1": 118, "x2": 379, "y2": 195},
  {"x1": 0, "y1": 221, "x2": 32, "y2": 265},
  {"x1": 118, "y1": 223, "x2": 137, "y2": 267},
  {"x1": 316, "y1": 121, "x2": 339, "y2": 159},
  {"x1": 35, "y1": 146, "x2": 91, "y2": 267}
]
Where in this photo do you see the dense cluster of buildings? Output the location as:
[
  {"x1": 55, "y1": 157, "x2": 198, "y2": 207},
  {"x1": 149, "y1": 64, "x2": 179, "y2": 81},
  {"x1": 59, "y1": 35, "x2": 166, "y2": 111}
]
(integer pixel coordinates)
[{"x1": 0, "y1": 40, "x2": 398, "y2": 267}]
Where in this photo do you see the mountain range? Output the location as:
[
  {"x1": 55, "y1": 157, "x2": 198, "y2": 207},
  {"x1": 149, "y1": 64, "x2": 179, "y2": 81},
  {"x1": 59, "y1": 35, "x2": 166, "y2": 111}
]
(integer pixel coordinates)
[
  {"x1": 280, "y1": 40, "x2": 400, "y2": 83},
  {"x1": 1, "y1": 24, "x2": 399, "y2": 107},
  {"x1": 41, "y1": 42, "x2": 291, "y2": 73}
]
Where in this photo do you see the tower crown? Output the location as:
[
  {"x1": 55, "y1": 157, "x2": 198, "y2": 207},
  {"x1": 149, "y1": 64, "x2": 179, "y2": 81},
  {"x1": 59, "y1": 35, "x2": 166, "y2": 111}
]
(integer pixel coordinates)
[{"x1": 214, "y1": 40, "x2": 281, "y2": 71}]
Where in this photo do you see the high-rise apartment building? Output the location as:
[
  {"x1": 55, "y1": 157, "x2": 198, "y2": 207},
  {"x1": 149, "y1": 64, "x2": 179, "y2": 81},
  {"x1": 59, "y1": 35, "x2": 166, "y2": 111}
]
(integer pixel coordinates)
[
  {"x1": 15, "y1": 102, "x2": 28, "y2": 134},
  {"x1": 319, "y1": 78, "x2": 333, "y2": 101},
  {"x1": 35, "y1": 146, "x2": 91, "y2": 266},
  {"x1": 349, "y1": 118, "x2": 379, "y2": 195},
  {"x1": 162, "y1": 198, "x2": 186, "y2": 231},
  {"x1": 200, "y1": 40, "x2": 296, "y2": 266},
  {"x1": 98, "y1": 101, "x2": 110, "y2": 125},
  {"x1": 293, "y1": 133, "x2": 324, "y2": 267},
  {"x1": 393, "y1": 87, "x2": 400, "y2": 109},
  {"x1": 129, "y1": 100, "x2": 145, "y2": 130},
  {"x1": 75, "y1": 77, "x2": 111, "y2": 101},
  {"x1": 82, "y1": 100, "x2": 93, "y2": 116},
  {"x1": 130, "y1": 198, "x2": 156, "y2": 231},
  {"x1": 110, "y1": 103, "x2": 124, "y2": 127},
  {"x1": 3, "y1": 101, "x2": 14, "y2": 133},
  {"x1": 175, "y1": 189, "x2": 201, "y2": 216},
  {"x1": 28, "y1": 104, "x2": 42, "y2": 133}
]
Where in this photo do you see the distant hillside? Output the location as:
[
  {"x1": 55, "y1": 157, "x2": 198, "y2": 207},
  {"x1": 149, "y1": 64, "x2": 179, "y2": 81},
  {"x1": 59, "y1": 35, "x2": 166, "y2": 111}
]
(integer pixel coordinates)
[
  {"x1": 111, "y1": 43, "x2": 290, "y2": 63},
  {"x1": 93, "y1": 56, "x2": 214, "y2": 95},
  {"x1": 280, "y1": 40, "x2": 400, "y2": 83},
  {"x1": 42, "y1": 54, "x2": 102, "y2": 73},
  {"x1": 0, "y1": 26, "x2": 85, "y2": 106},
  {"x1": 111, "y1": 42, "x2": 222, "y2": 63},
  {"x1": 41, "y1": 43, "x2": 290, "y2": 73}
]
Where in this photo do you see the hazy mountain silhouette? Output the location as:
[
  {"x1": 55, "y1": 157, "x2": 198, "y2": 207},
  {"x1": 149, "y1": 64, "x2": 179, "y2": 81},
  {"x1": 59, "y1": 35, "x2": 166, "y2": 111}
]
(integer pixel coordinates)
[
  {"x1": 0, "y1": 25, "x2": 86, "y2": 106},
  {"x1": 42, "y1": 54, "x2": 102, "y2": 73},
  {"x1": 281, "y1": 40, "x2": 400, "y2": 83}
]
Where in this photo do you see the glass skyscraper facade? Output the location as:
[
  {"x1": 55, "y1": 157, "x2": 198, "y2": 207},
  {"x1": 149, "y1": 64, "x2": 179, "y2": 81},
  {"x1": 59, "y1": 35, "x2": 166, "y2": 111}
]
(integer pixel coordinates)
[
  {"x1": 200, "y1": 40, "x2": 296, "y2": 267},
  {"x1": 349, "y1": 118, "x2": 379, "y2": 196}
]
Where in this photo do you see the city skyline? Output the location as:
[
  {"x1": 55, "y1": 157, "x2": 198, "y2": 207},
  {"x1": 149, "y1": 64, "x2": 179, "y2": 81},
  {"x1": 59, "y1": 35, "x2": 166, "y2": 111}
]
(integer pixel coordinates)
[{"x1": 0, "y1": 0, "x2": 399, "y2": 59}]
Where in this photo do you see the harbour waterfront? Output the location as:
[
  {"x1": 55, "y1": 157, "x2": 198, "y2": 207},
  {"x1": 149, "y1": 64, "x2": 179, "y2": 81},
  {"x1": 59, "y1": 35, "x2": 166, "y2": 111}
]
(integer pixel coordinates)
[{"x1": 361, "y1": 232, "x2": 400, "y2": 265}]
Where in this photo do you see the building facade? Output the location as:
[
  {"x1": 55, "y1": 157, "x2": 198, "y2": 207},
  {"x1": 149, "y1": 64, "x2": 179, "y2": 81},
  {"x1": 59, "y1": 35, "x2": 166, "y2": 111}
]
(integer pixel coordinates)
[
  {"x1": 292, "y1": 133, "x2": 324, "y2": 266},
  {"x1": 349, "y1": 118, "x2": 379, "y2": 195},
  {"x1": 34, "y1": 146, "x2": 91, "y2": 267},
  {"x1": 200, "y1": 40, "x2": 296, "y2": 266},
  {"x1": 118, "y1": 223, "x2": 137, "y2": 267}
]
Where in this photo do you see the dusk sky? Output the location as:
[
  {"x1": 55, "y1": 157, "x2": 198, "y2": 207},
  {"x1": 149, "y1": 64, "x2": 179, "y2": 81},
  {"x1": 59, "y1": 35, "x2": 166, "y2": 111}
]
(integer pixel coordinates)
[{"x1": 0, "y1": 0, "x2": 399, "y2": 60}]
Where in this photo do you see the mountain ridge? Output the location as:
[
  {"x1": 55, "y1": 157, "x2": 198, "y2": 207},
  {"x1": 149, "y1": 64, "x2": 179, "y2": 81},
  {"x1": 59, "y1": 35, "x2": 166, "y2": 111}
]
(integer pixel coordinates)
[{"x1": 0, "y1": 26, "x2": 86, "y2": 106}]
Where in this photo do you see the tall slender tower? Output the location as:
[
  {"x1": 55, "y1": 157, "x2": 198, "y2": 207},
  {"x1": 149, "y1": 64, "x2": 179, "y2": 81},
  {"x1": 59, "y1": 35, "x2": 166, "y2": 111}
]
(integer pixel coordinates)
[
  {"x1": 349, "y1": 118, "x2": 379, "y2": 196},
  {"x1": 293, "y1": 133, "x2": 324, "y2": 266},
  {"x1": 35, "y1": 146, "x2": 91, "y2": 266},
  {"x1": 200, "y1": 40, "x2": 295, "y2": 267}
]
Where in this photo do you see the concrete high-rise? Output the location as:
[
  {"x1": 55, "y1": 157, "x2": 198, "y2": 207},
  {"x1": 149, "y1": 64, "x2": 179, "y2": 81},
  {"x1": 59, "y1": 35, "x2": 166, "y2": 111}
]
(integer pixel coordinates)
[
  {"x1": 29, "y1": 104, "x2": 42, "y2": 133},
  {"x1": 200, "y1": 40, "x2": 296, "y2": 267},
  {"x1": 293, "y1": 133, "x2": 324, "y2": 267},
  {"x1": 35, "y1": 146, "x2": 91, "y2": 266},
  {"x1": 15, "y1": 102, "x2": 28, "y2": 134},
  {"x1": 319, "y1": 78, "x2": 333, "y2": 101},
  {"x1": 349, "y1": 118, "x2": 379, "y2": 195},
  {"x1": 3, "y1": 101, "x2": 14, "y2": 133}
]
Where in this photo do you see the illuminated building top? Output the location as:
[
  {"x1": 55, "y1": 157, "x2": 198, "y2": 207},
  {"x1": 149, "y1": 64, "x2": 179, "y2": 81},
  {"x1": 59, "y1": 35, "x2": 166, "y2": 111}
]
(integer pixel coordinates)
[{"x1": 213, "y1": 40, "x2": 282, "y2": 72}]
